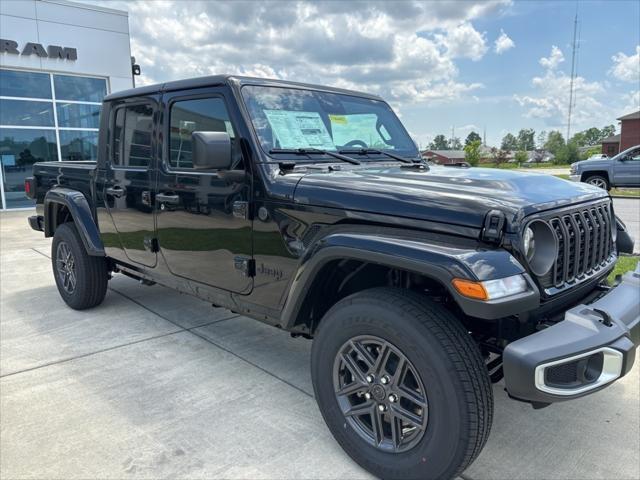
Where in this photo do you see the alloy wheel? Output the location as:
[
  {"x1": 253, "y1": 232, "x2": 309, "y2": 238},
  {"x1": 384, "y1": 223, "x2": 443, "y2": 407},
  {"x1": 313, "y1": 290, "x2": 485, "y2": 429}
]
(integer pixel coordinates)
[
  {"x1": 56, "y1": 241, "x2": 77, "y2": 294},
  {"x1": 587, "y1": 178, "x2": 607, "y2": 189},
  {"x1": 333, "y1": 335, "x2": 428, "y2": 453}
]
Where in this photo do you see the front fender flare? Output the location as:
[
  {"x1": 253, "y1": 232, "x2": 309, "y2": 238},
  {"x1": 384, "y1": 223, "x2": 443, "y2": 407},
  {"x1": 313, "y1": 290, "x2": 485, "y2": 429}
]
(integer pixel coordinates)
[
  {"x1": 281, "y1": 232, "x2": 539, "y2": 327},
  {"x1": 44, "y1": 188, "x2": 105, "y2": 256}
]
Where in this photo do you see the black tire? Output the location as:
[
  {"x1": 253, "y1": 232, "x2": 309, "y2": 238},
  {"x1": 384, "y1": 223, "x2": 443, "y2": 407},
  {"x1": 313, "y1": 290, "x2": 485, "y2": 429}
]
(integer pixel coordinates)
[
  {"x1": 51, "y1": 222, "x2": 108, "y2": 310},
  {"x1": 311, "y1": 287, "x2": 493, "y2": 480},
  {"x1": 584, "y1": 174, "x2": 610, "y2": 190}
]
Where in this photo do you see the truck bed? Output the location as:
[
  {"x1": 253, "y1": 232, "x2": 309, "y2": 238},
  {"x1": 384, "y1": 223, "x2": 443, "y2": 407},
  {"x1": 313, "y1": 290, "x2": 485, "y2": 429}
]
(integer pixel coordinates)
[{"x1": 33, "y1": 161, "x2": 97, "y2": 205}]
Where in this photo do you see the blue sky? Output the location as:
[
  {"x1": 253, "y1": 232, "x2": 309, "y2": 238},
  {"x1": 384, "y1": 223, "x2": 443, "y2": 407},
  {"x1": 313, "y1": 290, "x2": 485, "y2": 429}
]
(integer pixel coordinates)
[{"x1": 89, "y1": 0, "x2": 640, "y2": 148}]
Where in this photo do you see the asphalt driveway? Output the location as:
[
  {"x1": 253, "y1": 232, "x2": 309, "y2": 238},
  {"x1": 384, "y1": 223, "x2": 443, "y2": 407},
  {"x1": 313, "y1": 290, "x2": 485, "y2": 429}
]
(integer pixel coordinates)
[{"x1": 1, "y1": 205, "x2": 638, "y2": 480}]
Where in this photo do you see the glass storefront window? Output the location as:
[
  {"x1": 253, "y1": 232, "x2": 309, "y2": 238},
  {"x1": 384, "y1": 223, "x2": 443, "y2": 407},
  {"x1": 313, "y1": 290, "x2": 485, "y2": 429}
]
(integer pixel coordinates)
[
  {"x1": 59, "y1": 130, "x2": 98, "y2": 161},
  {"x1": 53, "y1": 74, "x2": 107, "y2": 102},
  {"x1": 0, "y1": 69, "x2": 107, "y2": 209},
  {"x1": 56, "y1": 103, "x2": 101, "y2": 129},
  {"x1": 0, "y1": 128, "x2": 58, "y2": 208},
  {"x1": 0, "y1": 70, "x2": 52, "y2": 99},
  {"x1": 0, "y1": 99, "x2": 55, "y2": 127}
]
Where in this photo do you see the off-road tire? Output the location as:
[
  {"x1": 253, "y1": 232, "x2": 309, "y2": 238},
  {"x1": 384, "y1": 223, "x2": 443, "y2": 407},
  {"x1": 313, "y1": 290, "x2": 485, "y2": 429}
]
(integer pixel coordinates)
[
  {"x1": 584, "y1": 174, "x2": 610, "y2": 190},
  {"x1": 51, "y1": 222, "x2": 108, "y2": 310},
  {"x1": 311, "y1": 287, "x2": 493, "y2": 480}
]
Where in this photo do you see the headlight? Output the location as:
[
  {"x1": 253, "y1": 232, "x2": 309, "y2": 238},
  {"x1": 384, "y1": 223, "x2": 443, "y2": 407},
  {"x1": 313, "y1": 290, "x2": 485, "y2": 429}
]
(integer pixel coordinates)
[
  {"x1": 570, "y1": 163, "x2": 577, "y2": 175},
  {"x1": 452, "y1": 274, "x2": 529, "y2": 301},
  {"x1": 523, "y1": 220, "x2": 557, "y2": 276}
]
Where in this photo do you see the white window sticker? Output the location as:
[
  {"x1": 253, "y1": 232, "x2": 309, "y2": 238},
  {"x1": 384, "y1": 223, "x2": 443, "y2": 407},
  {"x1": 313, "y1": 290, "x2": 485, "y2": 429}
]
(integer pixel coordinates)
[{"x1": 264, "y1": 110, "x2": 335, "y2": 150}]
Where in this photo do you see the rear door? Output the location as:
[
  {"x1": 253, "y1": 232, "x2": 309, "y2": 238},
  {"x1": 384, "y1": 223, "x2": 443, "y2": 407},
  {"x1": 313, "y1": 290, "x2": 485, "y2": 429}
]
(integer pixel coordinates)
[
  {"x1": 102, "y1": 97, "x2": 158, "y2": 267},
  {"x1": 155, "y1": 88, "x2": 252, "y2": 293}
]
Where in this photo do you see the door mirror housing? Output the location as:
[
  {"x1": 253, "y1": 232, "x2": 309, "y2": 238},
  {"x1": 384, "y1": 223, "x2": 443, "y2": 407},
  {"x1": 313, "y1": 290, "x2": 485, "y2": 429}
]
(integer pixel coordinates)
[{"x1": 192, "y1": 131, "x2": 232, "y2": 170}]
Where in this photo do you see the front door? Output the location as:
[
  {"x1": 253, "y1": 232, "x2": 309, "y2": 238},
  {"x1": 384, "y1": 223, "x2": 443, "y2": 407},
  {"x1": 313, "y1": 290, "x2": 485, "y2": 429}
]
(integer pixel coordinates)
[
  {"x1": 155, "y1": 89, "x2": 252, "y2": 294},
  {"x1": 613, "y1": 147, "x2": 640, "y2": 186},
  {"x1": 102, "y1": 98, "x2": 158, "y2": 267}
]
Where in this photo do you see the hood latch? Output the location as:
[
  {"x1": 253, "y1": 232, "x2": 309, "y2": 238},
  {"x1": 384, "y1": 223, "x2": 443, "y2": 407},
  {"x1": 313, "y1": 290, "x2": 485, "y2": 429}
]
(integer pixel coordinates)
[{"x1": 482, "y1": 210, "x2": 505, "y2": 243}]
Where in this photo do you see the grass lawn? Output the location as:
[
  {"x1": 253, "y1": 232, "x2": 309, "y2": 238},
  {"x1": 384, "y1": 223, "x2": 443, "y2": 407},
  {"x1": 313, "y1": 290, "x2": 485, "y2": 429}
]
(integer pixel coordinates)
[
  {"x1": 478, "y1": 162, "x2": 560, "y2": 169},
  {"x1": 608, "y1": 255, "x2": 639, "y2": 285}
]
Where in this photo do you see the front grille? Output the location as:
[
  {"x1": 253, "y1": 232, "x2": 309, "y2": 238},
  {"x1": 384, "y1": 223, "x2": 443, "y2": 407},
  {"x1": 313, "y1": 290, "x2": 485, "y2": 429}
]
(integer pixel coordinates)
[{"x1": 542, "y1": 201, "x2": 614, "y2": 289}]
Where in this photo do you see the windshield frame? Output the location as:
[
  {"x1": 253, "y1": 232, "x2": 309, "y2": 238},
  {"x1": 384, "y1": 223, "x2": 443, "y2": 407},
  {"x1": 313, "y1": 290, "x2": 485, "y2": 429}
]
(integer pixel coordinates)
[{"x1": 239, "y1": 84, "x2": 420, "y2": 162}]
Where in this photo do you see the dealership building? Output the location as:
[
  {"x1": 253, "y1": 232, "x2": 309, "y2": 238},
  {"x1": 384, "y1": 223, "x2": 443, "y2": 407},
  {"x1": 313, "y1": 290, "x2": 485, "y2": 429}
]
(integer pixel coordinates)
[{"x1": 0, "y1": 0, "x2": 134, "y2": 210}]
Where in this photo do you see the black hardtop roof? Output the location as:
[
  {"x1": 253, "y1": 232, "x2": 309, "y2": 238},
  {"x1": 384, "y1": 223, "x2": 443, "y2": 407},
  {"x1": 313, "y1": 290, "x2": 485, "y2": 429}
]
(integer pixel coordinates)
[{"x1": 104, "y1": 75, "x2": 384, "y2": 102}]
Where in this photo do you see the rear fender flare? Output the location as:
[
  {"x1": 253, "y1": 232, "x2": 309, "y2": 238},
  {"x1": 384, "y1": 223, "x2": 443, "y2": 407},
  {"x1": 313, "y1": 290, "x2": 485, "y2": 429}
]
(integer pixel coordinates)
[
  {"x1": 44, "y1": 188, "x2": 105, "y2": 256},
  {"x1": 281, "y1": 232, "x2": 538, "y2": 328}
]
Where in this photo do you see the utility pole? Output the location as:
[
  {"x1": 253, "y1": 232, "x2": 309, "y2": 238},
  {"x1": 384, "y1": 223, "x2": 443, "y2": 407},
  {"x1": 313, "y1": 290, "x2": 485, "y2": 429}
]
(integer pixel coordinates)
[
  {"x1": 566, "y1": 5, "x2": 579, "y2": 141},
  {"x1": 483, "y1": 126, "x2": 486, "y2": 146}
]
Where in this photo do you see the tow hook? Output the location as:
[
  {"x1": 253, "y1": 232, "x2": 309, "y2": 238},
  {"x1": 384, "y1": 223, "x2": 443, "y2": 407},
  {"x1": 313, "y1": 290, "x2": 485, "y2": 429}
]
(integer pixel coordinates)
[{"x1": 593, "y1": 308, "x2": 614, "y2": 327}]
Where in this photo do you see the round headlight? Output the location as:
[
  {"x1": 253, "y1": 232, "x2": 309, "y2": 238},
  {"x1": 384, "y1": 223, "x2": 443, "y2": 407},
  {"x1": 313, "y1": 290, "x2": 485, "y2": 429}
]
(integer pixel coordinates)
[{"x1": 523, "y1": 220, "x2": 557, "y2": 276}]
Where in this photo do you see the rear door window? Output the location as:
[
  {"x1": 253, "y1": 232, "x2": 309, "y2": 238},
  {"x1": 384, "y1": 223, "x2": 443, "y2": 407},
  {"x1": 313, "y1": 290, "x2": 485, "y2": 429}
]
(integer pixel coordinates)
[{"x1": 112, "y1": 104, "x2": 154, "y2": 168}]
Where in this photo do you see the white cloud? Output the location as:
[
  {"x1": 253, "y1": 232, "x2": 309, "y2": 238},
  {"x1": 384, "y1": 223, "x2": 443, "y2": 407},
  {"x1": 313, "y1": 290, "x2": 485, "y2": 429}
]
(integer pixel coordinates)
[
  {"x1": 539, "y1": 45, "x2": 564, "y2": 70},
  {"x1": 494, "y1": 29, "x2": 515, "y2": 54},
  {"x1": 609, "y1": 45, "x2": 640, "y2": 83},
  {"x1": 82, "y1": 0, "x2": 510, "y2": 103},
  {"x1": 434, "y1": 22, "x2": 488, "y2": 61}
]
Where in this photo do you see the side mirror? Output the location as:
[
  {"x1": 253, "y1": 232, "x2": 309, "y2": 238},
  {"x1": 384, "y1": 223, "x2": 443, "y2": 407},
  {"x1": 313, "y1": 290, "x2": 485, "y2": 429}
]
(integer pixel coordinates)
[{"x1": 192, "y1": 131, "x2": 232, "y2": 170}]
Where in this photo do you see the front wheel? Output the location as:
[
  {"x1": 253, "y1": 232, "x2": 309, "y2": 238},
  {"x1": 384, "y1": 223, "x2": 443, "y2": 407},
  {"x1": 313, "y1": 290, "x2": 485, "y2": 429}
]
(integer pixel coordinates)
[
  {"x1": 52, "y1": 222, "x2": 108, "y2": 310},
  {"x1": 311, "y1": 288, "x2": 493, "y2": 480},
  {"x1": 584, "y1": 175, "x2": 610, "y2": 190}
]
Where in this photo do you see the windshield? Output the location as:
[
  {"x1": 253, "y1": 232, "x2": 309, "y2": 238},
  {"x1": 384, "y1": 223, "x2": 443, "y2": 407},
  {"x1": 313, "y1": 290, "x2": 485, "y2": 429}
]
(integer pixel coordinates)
[{"x1": 241, "y1": 85, "x2": 419, "y2": 158}]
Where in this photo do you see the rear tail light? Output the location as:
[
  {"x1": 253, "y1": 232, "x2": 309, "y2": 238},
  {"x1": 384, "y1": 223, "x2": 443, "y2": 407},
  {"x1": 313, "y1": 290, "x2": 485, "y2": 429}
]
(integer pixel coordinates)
[{"x1": 24, "y1": 177, "x2": 36, "y2": 199}]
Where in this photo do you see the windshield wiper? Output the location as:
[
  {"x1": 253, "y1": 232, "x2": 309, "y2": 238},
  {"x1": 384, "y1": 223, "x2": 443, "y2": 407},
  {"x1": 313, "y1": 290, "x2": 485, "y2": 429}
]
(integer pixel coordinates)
[
  {"x1": 338, "y1": 148, "x2": 421, "y2": 165},
  {"x1": 269, "y1": 148, "x2": 361, "y2": 165}
]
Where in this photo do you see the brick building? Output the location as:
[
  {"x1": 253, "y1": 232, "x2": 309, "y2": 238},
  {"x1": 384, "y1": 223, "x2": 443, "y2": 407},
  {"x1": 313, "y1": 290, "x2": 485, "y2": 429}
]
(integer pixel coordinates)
[
  {"x1": 601, "y1": 110, "x2": 640, "y2": 156},
  {"x1": 421, "y1": 150, "x2": 466, "y2": 164}
]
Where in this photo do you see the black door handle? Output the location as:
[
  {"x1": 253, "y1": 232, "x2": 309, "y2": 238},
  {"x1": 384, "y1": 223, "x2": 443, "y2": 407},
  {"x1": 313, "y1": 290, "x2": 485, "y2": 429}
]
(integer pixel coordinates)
[
  {"x1": 156, "y1": 193, "x2": 180, "y2": 205},
  {"x1": 106, "y1": 186, "x2": 126, "y2": 198}
]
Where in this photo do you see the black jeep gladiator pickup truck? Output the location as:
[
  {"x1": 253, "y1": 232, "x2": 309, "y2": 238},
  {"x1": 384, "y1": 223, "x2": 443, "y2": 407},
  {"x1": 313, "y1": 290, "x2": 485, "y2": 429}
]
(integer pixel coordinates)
[{"x1": 27, "y1": 75, "x2": 639, "y2": 480}]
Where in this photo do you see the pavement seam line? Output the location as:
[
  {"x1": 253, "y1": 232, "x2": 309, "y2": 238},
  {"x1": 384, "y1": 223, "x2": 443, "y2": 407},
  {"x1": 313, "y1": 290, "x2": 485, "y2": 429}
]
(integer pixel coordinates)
[{"x1": 0, "y1": 329, "x2": 183, "y2": 379}]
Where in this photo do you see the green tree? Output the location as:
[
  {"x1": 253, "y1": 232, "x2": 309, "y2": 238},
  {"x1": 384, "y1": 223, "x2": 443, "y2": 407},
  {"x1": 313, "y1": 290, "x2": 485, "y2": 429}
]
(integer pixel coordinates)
[
  {"x1": 514, "y1": 150, "x2": 528, "y2": 164},
  {"x1": 544, "y1": 130, "x2": 566, "y2": 156},
  {"x1": 464, "y1": 140, "x2": 482, "y2": 166},
  {"x1": 429, "y1": 134, "x2": 449, "y2": 150},
  {"x1": 501, "y1": 133, "x2": 518, "y2": 151},
  {"x1": 465, "y1": 131, "x2": 482, "y2": 146},
  {"x1": 601, "y1": 124, "x2": 616, "y2": 138},
  {"x1": 449, "y1": 137, "x2": 462, "y2": 150},
  {"x1": 537, "y1": 130, "x2": 548, "y2": 149},
  {"x1": 517, "y1": 128, "x2": 535, "y2": 151},
  {"x1": 555, "y1": 141, "x2": 580, "y2": 164}
]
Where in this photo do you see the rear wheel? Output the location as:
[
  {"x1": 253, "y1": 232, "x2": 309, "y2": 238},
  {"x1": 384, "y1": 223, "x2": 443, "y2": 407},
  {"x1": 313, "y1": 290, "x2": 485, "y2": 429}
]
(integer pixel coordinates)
[
  {"x1": 584, "y1": 175, "x2": 609, "y2": 190},
  {"x1": 311, "y1": 287, "x2": 493, "y2": 480},
  {"x1": 52, "y1": 222, "x2": 108, "y2": 309}
]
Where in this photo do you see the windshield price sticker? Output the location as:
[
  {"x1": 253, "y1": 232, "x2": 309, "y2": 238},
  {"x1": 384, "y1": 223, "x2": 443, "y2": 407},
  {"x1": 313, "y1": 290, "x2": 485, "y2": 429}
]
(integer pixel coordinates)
[{"x1": 264, "y1": 110, "x2": 335, "y2": 150}]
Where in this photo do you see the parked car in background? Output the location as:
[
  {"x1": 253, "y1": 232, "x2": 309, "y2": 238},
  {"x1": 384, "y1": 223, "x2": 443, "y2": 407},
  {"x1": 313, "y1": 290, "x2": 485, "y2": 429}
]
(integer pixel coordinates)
[
  {"x1": 570, "y1": 145, "x2": 640, "y2": 189},
  {"x1": 587, "y1": 154, "x2": 609, "y2": 161}
]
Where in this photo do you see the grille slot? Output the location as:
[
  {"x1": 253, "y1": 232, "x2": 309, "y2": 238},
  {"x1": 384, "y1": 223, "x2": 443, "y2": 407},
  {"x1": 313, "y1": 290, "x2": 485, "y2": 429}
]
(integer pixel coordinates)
[{"x1": 539, "y1": 201, "x2": 614, "y2": 289}]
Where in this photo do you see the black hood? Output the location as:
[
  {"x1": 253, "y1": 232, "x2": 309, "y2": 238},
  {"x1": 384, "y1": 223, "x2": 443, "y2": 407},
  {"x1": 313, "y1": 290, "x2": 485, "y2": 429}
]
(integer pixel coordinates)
[{"x1": 292, "y1": 165, "x2": 608, "y2": 231}]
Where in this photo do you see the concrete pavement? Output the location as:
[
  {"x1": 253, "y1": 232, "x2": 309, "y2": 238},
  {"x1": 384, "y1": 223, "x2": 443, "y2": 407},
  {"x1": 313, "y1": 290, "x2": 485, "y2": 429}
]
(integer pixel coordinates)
[{"x1": 1, "y1": 208, "x2": 639, "y2": 479}]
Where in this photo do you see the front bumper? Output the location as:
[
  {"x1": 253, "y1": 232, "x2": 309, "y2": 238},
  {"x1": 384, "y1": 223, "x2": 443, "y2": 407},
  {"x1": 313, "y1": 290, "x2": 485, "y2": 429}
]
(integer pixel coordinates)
[
  {"x1": 503, "y1": 263, "x2": 640, "y2": 404},
  {"x1": 568, "y1": 174, "x2": 581, "y2": 182}
]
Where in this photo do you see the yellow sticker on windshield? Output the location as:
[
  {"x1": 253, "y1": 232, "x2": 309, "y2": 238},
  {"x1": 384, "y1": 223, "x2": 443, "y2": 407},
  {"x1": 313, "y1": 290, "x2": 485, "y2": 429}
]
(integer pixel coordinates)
[{"x1": 329, "y1": 114, "x2": 348, "y2": 125}]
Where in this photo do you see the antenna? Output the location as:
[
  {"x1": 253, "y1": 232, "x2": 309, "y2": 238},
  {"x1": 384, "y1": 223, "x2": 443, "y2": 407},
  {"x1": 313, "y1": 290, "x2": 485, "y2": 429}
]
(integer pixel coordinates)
[{"x1": 566, "y1": 4, "x2": 579, "y2": 141}]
